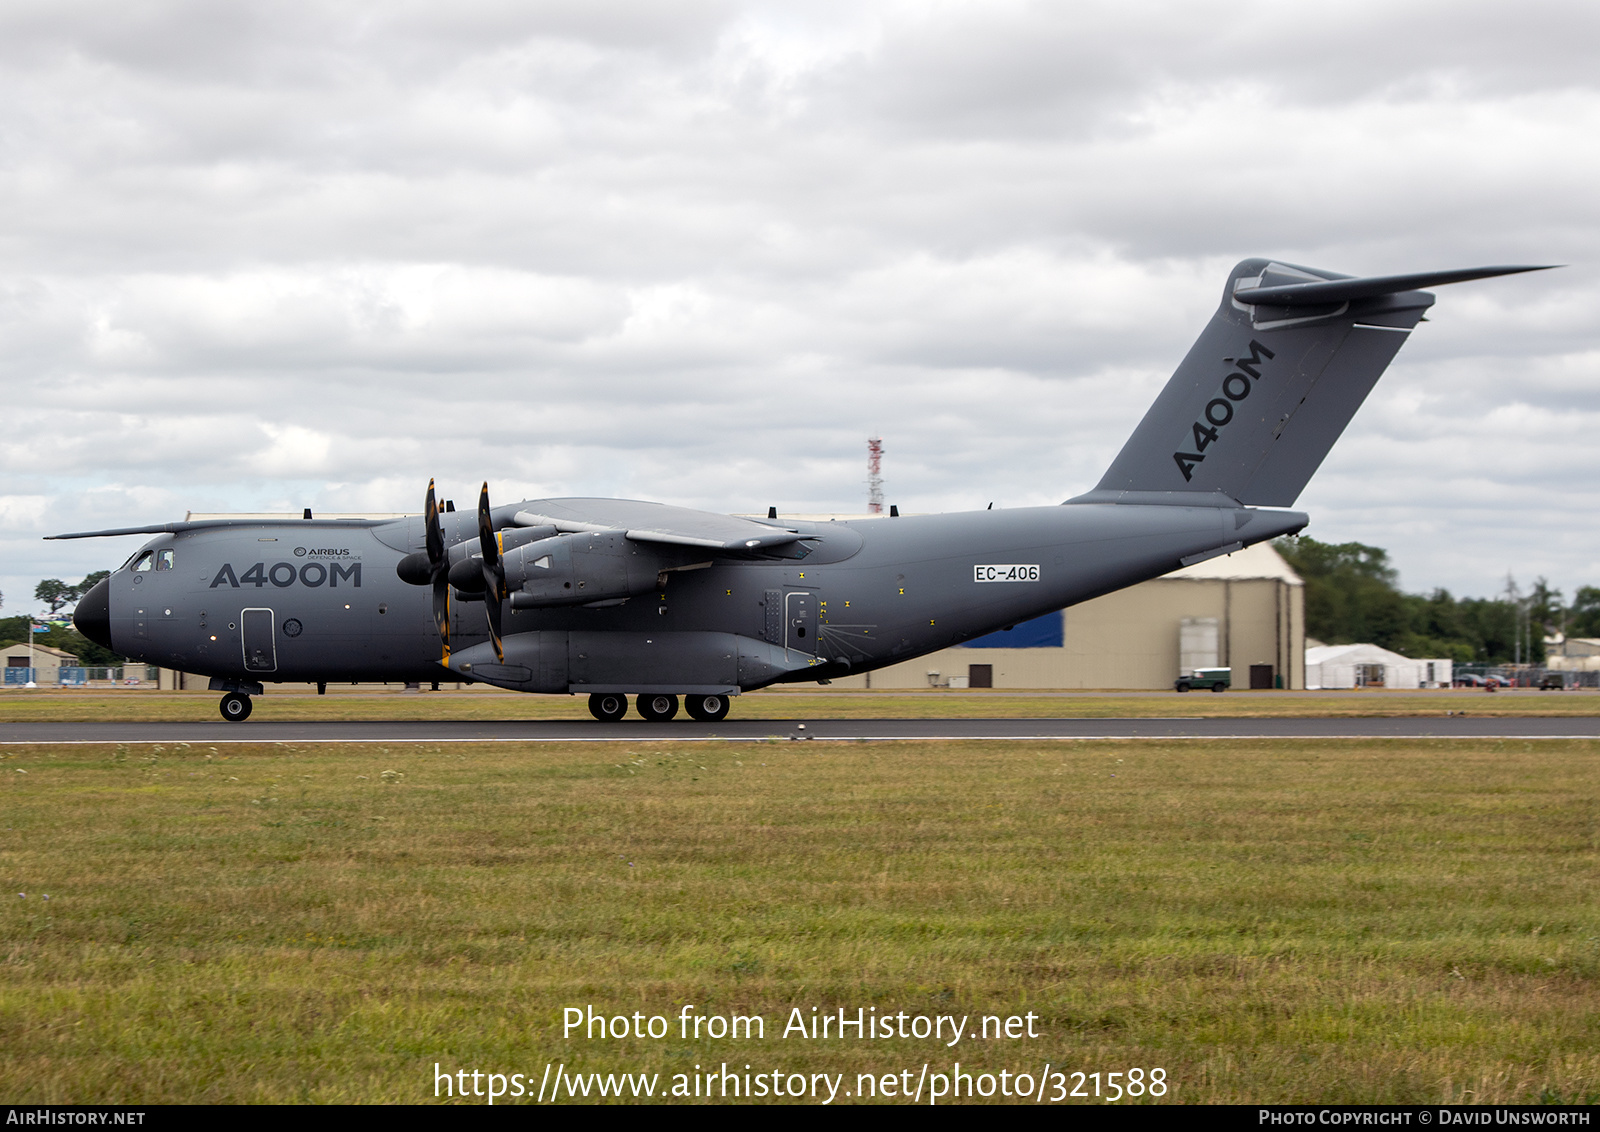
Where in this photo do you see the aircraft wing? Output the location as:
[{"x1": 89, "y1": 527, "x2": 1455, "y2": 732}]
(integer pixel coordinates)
[
  {"x1": 510, "y1": 498, "x2": 804, "y2": 552},
  {"x1": 46, "y1": 517, "x2": 392, "y2": 540},
  {"x1": 47, "y1": 497, "x2": 808, "y2": 553}
]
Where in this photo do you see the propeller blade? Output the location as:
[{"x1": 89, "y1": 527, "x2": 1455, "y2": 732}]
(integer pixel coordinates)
[
  {"x1": 426, "y1": 479, "x2": 451, "y2": 662},
  {"x1": 399, "y1": 477, "x2": 448, "y2": 586},
  {"x1": 484, "y1": 582, "x2": 504, "y2": 662},
  {"x1": 477, "y1": 482, "x2": 500, "y2": 576},
  {"x1": 478, "y1": 482, "x2": 505, "y2": 663},
  {"x1": 432, "y1": 577, "x2": 450, "y2": 659},
  {"x1": 424, "y1": 478, "x2": 444, "y2": 568}
]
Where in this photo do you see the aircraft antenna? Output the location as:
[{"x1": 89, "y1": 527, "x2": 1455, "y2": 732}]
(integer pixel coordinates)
[{"x1": 866, "y1": 436, "x2": 884, "y2": 514}]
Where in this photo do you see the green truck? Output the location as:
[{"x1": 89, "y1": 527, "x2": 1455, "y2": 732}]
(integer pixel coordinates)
[{"x1": 1176, "y1": 667, "x2": 1232, "y2": 693}]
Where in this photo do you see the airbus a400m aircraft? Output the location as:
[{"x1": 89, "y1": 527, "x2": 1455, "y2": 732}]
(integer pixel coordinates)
[{"x1": 57, "y1": 259, "x2": 1547, "y2": 722}]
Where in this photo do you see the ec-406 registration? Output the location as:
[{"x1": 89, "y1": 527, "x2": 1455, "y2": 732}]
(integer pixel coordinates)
[{"x1": 973, "y1": 565, "x2": 1040, "y2": 583}]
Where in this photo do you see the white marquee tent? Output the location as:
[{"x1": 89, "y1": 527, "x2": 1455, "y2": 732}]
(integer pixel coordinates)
[{"x1": 1304, "y1": 644, "x2": 1452, "y2": 690}]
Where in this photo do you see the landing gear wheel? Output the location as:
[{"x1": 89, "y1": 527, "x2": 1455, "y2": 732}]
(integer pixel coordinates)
[
  {"x1": 685, "y1": 694, "x2": 730, "y2": 722},
  {"x1": 588, "y1": 693, "x2": 629, "y2": 722},
  {"x1": 636, "y1": 693, "x2": 679, "y2": 722},
  {"x1": 1211, "y1": 682, "x2": 1226, "y2": 693},
  {"x1": 219, "y1": 692, "x2": 253, "y2": 722}
]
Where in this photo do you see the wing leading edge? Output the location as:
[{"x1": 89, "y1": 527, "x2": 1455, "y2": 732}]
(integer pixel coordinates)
[{"x1": 512, "y1": 498, "x2": 803, "y2": 552}]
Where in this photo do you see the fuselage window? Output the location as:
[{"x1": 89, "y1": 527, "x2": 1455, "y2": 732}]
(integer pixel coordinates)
[
  {"x1": 155, "y1": 549, "x2": 174, "y2": 571},
  {"x1": 131, "y1": 551, "x2": 155, "y2": 572}
]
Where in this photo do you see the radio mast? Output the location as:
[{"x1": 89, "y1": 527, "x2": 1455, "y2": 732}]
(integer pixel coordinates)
[{"x1": 866, "y1": 436, "x2": 884, "y2": 514}]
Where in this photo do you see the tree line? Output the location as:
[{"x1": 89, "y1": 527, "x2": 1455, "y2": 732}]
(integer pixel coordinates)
[
  {"x1": 1273, "y1": 537, "x2": 1583, "y2": 665},
  {"x1": 0, "y1": 572, "x2": 121, "y2": 666}
]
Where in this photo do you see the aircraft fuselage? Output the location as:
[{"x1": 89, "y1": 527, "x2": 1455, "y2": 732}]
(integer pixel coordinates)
[{"x1": 86, "y1": 501, "x2": 1305, "y2": 695}]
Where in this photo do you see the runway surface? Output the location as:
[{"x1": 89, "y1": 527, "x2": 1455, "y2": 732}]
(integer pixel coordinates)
[{"x1": 5, "y1": 716, "x2": 1600, "y2": 743}]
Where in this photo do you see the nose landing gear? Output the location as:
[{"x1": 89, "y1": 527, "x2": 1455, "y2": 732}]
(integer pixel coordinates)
[{"x1": 209, "y1": 678, "x2": 264, "y2": 722}]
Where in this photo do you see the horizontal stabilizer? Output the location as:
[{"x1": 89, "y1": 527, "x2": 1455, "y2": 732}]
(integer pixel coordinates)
[{"x1": 1233, "y1": 264, "x2": 1556, "y2": 307}]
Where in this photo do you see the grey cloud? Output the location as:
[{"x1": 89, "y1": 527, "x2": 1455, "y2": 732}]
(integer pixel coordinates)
[
  {"x1": 3, "y1": 1, "x2": 1599, "y2": 614},
  {"x1": 0, "y1": 1, "x2": 740, "y2": 82},
  {"x1": 809, "y1": 1, "x2": 1600, "y2": 138}
]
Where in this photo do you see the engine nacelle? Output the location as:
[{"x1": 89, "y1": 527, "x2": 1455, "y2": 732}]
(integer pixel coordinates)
[
  {"x1": 504, "y1": 531, "x2": 664, "y2": 608},
  {"x1": 396, "y1": 524, "x2": 558, "y2": 587}
]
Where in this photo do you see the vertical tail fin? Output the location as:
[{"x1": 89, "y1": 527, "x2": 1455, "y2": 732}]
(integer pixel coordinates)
[{"x1": 1073, "y1": 260, "x2": 1551, "y2": 508}]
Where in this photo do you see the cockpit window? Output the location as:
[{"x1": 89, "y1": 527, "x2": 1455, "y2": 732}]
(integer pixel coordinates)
[
  {"x1": 155, "y1": 549, "x2": 174, "y2": 571},
  {"x1": 131, "y1": 551, "x2": 154, "y2": 572}
]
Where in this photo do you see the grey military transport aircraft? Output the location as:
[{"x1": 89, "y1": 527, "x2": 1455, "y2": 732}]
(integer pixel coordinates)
[{"x1": 56, "y1": 259, "x2": 1549, "y2": 722}]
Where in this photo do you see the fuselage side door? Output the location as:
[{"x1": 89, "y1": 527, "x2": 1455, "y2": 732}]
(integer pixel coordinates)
[
  {"x1": 241, "y1": 607, "x2": 277, "y2": 674},
  {"x1": 785, "y1": 590, "x2": 818, "y2": 656}
]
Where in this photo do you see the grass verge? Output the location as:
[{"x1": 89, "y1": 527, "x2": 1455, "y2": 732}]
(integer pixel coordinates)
[{"x1": 0, "y1": 737, "x2": 1596, "y2": 1104}]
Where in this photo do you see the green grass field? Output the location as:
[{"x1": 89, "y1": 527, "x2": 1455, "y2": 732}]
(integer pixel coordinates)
[
  {"x1": 1, "y1": 736, "x2": 1595, "y2": 1104},
  {"x1": 3, "y1": 686, "x2": 1599, "y2": 721}
]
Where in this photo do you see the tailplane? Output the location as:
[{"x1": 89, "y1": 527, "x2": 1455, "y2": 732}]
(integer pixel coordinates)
[{"x1": 1073, "y1": 260, "x2": 1552, "y2": 508}]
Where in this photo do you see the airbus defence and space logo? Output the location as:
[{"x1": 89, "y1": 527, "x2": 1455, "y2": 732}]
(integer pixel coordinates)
[
  {"x1": 293, "y1": 547, "x2": 352, "y2": 557},
  {"x1": 1172, "y1": 339, "x2": 1276, "y2": 482}
]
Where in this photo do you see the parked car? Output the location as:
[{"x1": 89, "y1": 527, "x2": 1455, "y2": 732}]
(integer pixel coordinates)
[{"x1": 1176, "y1": 667, "x2": 1231, "y2": 693}]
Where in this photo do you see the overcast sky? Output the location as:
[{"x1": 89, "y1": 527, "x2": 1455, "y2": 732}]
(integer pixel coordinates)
[{"x1": 3, "y1": 0, "x2": 1596, "y2": 614}]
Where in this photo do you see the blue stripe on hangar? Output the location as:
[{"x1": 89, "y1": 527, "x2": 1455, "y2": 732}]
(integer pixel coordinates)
[{"x1": 958, "y1": 611, "x2": 1063, "y2": 649}]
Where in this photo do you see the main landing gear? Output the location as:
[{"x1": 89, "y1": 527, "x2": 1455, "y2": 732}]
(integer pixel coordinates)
[
  {"x1": 684, "y1": 694, "x2": 730, "y2": 722},
  {"x1": 587, "y1": 693, "x2": 629, "y2": 722},
  {"x1": 636, "y1": 693, "x2": 680, "y2": 722},
  {"x1": 587, "y1": 693, "x2": 732, "y2": 722},
  {"x1": 219, "y1": 692, "x2": 253, "y2": 722}
]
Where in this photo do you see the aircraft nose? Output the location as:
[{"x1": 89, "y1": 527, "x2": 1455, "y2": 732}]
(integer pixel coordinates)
[{"x1": 74, "y1": 577, "x2": 113, "y2": 650}]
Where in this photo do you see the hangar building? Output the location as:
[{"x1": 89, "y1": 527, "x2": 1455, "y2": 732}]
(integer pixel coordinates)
[{"x1": 833, "y1": 540, "x2": 1305, "y2": 691}]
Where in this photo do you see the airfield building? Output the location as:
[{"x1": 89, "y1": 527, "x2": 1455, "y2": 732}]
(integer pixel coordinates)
[
  {"x1": 1544, "y1": 637, "x2": 1600, "y2": 672},
  {"x1": 2, "y1": 643, "x2": 78, "y2": 685},
  {"x1": 833, "y1": 540, "x2": 1306, "y2": 691}
]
